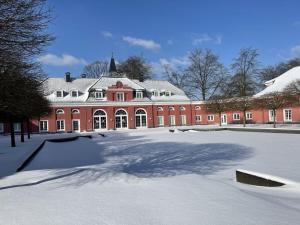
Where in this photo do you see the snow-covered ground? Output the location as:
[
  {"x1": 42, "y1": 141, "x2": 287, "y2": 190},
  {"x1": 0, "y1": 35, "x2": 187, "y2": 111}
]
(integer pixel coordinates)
[{"x1": 0, "y1": 128, "x2": 300, "y2": 225}]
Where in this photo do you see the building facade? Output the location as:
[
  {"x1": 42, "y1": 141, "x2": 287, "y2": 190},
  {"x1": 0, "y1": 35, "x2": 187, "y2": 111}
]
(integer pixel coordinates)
[{"x1": 1, "y1": 67, "x2": 300, "y2": 134}]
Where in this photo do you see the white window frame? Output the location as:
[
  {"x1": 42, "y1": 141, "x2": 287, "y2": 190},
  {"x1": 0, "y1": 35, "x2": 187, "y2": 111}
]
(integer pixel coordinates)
[
  {"x1": 157, "y1": 107, "x2": 163, "y2": 112},
  {"x1": 169, "y1": 115, "x2": 176, "y2": 126},
  {"x1": 135, "y1": 91, "x2": 143, "y2": 99},
  {"x1": 207, "y1": 115, "x2": 214, "y2": 121},
  {"x1": 0, "y1": 123, "x2": 4, "y2": 133},
  {"x1": 169, "y1": 106, "x2": 175, "y2": 111},
  {"x1": 95, "y1": 91, "x2": 104, "y2": 99},
  {"x1": 157, "y1": 116, "x2": 164, "y2": 126},
  {"x1": 152, "y1": 90, "x2": 159, "y2": 97},
  {"x1": 72, "y1": 109, "x2": 80, "y2": 114},
  {"x1": 246, "y1": 112, "x2": 252, "y2": 120},
  {"x1": 14, "y1": 123, "x2": 21, "y2": 132},
  {"x1": 165, "y1": 91, "x2": 171, "y2": 97},
  {"x1": 39, "y1": 120, "x2": 48, "y2": 132},
  {"x1": 72, "y1": 119, "x2": 80, "y2": 132},
  {"x1": 195, "y1": 106, "x2": 201, "y2": 110},
  {"x1": 180, "y1": 115, "x2": 187, "y2": 126},
  {"x1": 233, "y1": 113, "x2": 240, "y2": 121},
  {"x1": 283, "y1": 109, "x2": 292, "y2": 122},
  {"x1": 180, "y1": 106, "x2": 186, "y2": 111},
  {"x1": 71, "y1": 90, "x2": 78, "y2": 98},
  {"x1": 56, "y1": 109, "x2": 64, "y2": 114},
  {"x1": 195, "y1": 115, "x2": 202, "y2": 123},
  {"x1": 56, "y1": 90, "x2": 63, "y2": 98},
  {"x1": 56, "y1": 120, "x2": 65, "y2": 131},
  {"x1": 116, "y1": 92, "x2": 124, "y2": 101}
]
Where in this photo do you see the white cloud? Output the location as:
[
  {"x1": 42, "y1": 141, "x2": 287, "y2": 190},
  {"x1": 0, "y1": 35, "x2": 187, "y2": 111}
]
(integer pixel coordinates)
[
  {"x1": 37, "y1": 54, "x2": 87, "y2": 66},
  {"x1": 192, "y1": 34, "x2": 222, "y2": 45},
  {"x1": 122, "y1": 36, "x2": 161, "y2": 50},
  {"x1": 101, "y1": 30, "x2": 113, "y2": 38},
  {"x1": 291, "y1": 45, "x2": 300, "y2": 56}
]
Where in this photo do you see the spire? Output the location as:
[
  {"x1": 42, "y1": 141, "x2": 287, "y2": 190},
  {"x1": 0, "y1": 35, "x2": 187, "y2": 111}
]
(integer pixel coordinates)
[{"x1": 109, "y1": 53, "x2": 117, "y2": 73}]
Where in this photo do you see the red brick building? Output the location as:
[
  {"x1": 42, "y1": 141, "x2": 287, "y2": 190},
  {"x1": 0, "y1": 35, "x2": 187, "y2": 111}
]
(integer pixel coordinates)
[{"x1": 1, "y1": 67, "x2": 300, "y2": 134}]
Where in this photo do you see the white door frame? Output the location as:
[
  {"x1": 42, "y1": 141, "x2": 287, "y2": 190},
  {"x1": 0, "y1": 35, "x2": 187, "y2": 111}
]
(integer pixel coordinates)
[
  {"x1": 221, "y1": 114, "x2": 227, "y2": 125},
  {"x1": 72, "y1": 119, "x2": 80, "y2": 132}
]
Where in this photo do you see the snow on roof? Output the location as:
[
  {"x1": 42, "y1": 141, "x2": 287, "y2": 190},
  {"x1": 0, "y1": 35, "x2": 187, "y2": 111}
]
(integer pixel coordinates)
[
  {"x1": 91, "y1": 77, "x2": 145, "y2": 90},
  {"x1": 255, "y1": 66, "x2": 300, "y2": 97},
  {"x1": 134, "y1": 79, "x2": 190, "y2": 101}
]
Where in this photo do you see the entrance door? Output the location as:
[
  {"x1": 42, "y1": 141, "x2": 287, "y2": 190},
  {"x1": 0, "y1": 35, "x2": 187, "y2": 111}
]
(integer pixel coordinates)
[
  {"x1": 135, "y1": 109, "x2": 147, "y2": 128},
  {"x1": 72, "y1": 120, "x2": 80, "y2": 132},
  {"x1": 115, "y1": 109, "x2": 128, "y2": 129},
  {"x1": 221, "y1": 114, "x2": 227, "y2": 125}
]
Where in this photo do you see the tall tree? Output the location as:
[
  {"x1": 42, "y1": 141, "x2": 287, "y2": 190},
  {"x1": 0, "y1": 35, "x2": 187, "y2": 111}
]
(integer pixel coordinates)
[
  {"x1": 82, "y1": 60, "x2": 108, "y2": 78},
  {"x1": 186, "y1": 49, "x2": 227, "y2": 100},
  {"x1": 229, "y1": 48, "x2": 260, "y2": 97},
  {"x1": 118, "y1": 55, "x2": 152, "y2": 81},
  {"x1": 205, "y1": 96, "x2": 230, "y2": 126},
  {"x1": 228, "y1": 96, "x2": 254, "y2": 127}
]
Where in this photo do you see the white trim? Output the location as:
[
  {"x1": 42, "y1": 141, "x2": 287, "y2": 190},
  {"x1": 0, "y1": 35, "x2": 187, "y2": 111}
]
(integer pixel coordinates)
[
  {"x1": 233, "y1": 113, "x2": 240, "y2": 121},
  {"x1": 195, "y1": 106, "x2": 201, "y2": 110},
  {"x1": 283, "y1": 108, "x2": 292, "y2": 122},
  {"x1": 116, "y1": 92, "x2": 124, "y2": 101},
  {"x1": 180, "y1": 115, "x2": 187, "y2": 126},
  {"x1": 157, "y1": 107, "x2": 164, "y2": 111},
  {"x1": 221, "y1": 114, "x2": 227, "y2": 125},
  {"x1": 157, "y1": 116, "x2": 164, "y2": 126},
  {"x1": 93, "y1": 109, "x2": 107, "y2": 130},
  {"x1": 39, "y1": 120, "x2": 48, "y2": 132},
  {"x1": 56, "y1": 109, "x2": 65, "y2": 114},
  {"x1": 71, "y1": 90, "x2": 79, "y2": 98},
  {"x1": 207, "y1": 115, "x2": 214, "y2": 121},
  {"x1": 56, "y1": 90, "x2": 63, "y2": 98},
  {"x1": 195, "y1": 115, "x2": 202, "y2": 123},
  {"x1": 168, "y1": 106, "x2": 175, "y2": 111},
  {"x1": 115, "y1": 108, "x2": 128, "y2": 129},
  {"x1": 180, "y1": 106, "x2": 186, "y2": 111},
  {"x1": 135, "y1": 91, "x2": 143, "y2": 99},
  {"x1": 72, "y1": 109, "x2": 80, "y2": 114},
  {"x1": 135, "y1": 108, "x2": 147, "y2": 128},
  {"x1": 269, "y1": 110, "x2": 276, "y2": 122},
  {"x1": 246, "y1": 112, "x2": 252, "y2": 120},
  {"x1": 169, "y1": 115, "x2": 176, "y2": 126},
  {"x1": 72, "y1": 119, "x2": 80, "y2": 132}
]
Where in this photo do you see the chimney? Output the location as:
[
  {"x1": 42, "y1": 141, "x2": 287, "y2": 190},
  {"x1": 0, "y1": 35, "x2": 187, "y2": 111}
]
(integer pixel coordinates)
[{"x1": 65, "y1": 72, "x2": 71, "y2": 82}]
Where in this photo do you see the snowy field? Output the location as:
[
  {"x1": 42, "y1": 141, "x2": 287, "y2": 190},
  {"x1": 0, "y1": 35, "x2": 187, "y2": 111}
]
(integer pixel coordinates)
[{"x1": 0, "y1": 128, "x2": 300, "y2": 225}]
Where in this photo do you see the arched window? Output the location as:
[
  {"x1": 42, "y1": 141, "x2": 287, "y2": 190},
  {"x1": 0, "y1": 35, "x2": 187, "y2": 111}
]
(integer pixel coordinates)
[
  {"x1": 94, "y1": 110, "x2": 106, "y2": 116},
  {"x1": 115, "y1": 109, "x2": 128, "y2": 128},
  {"x1": 93, "y1": 110, "x2": 107, "y2": 130},
  {"x1": 72, "y1": 109, "x2": 80, "y2": 114},
  {"x1": 180, "y1": 106, "x2": 186, "y2": 111},
  {"x1": 157, "y1": 107, "x2": 163, "y2": 112},
  {"x1": 169, "y1": 107, "x2": 175, "y2": 111},
  {"x1": 195, "y1": 106, "x2": 201, "y2": 110},
  {"x1": 135, "y1": 109, "x2": 147, "y2": 127},
  {"x1": 115, "y1": 109, "x2": 127, "y2": 115},
  {"x1": 136, "y1": 109, "x2": 146, "y2": 115},
  {"x1": 56, "y1": 109, "x2": 64, "y2": 114}
]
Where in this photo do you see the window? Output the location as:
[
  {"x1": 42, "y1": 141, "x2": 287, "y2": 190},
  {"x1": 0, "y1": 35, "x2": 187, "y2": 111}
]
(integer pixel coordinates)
[
  {"x1": 169, "y1": 115, "x2": 176, "y2": 126},
  {"x1": 0, "y1": 123, "x2": 3, "y2": 133},
  {"x1": 233, "y1": 113, "x2": 240, "y2": 120},
  {"x1": 56, "y1": 91, "x2": 63, "y2": 98},
  {"x1": 56, "y1": 109, "x2": 64, "y2": 114},
  {"x1": 157, "y1": 116, "x2": 164, "y2": 126},
  {"x1": 95, "y1": 91, "x2": 104, "y2": 99},
  {"x1": 169, "y1": 106, "x2": 175, "y2": 111},
  {"x1": 157, "y1": 107, "x2": 163, "y2": 112},
  {"x1": 180, "y1": 106, "x2": 186, "y2": 111},
  {"x1": 14, "y1": 123, "x2": 21, "y2": 132},
  {"x1": 246, "y1": 112, "x2": 252, "y2": 120},
  {"x1": 180, "y1": 115, "x2": 187, "y2": 125},
  {"x1": 165, "y1": 91, "x2": 171, "y2": 97},
  {"x1": 56, "y1": 120, "x2": 65, "y2": 131},
  {"x1": 71, "y1": 90, "x2": 78, "y2": 97},
  {"x1": 195, "y1": 106, "x2": 201, "y2": 110},
  {"x1": 116, "y1": 92, "x2": 124, "y2": 101},
  {"x1": 208, "y1": 115, "x2": 214, "y2": 121},
  {"x1": 269, "y1": 110, "x2": 275, "y2": 122},
  {"x1": 284, "y1": 109, "x2": 292, "y2": 122},
  {"x1": 136, "y1": 91, "x2": 143, "y2": 99},
  {"x1": 72, "y1": 109, "x2": 80, "y2": 114},
  {"x1": 152, "y1": 90, "x2": 159, "y2": 97},
  {"x1": 40, "y1": 120, "x2": 48, "y2": 132},
  {"x1": 195, "y1": 115, "x2": 202, "y2": 123}
]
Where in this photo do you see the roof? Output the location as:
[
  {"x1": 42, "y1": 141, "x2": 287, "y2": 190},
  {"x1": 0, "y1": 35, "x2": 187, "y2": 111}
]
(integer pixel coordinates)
[
  {"x1": 255, "y1": 66, "x2": 300, "y2": 97},
  {"x1": 90, "y1": 77, "x2": 145, "y2": 90}
]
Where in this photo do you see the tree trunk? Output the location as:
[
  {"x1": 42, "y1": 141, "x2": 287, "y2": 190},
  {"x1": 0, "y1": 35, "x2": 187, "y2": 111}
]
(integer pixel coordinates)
[
  {"x1": 9, "y1": 116, "x2": 16, "y2": 147},
  {"x1": 243, "y1": 110, "x2": 246, "y2": 127},
  {"x1": 27, "y1": 118, "x2": 31, "y2": 139},
  {"x1": 20, "y1": 120, "x2": 24, "y2": 142},
  {"x1": 219, "y1": 112, "x2": 222, "y2": 126},
  {"x1": 273, "y1": 110, "x2": 276, "y2": 128}
]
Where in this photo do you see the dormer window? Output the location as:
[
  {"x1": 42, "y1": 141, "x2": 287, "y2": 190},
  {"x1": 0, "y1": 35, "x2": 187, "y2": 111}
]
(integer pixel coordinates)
[
  {"x1": 56, "y1": 91, "x2": 63, "y2": 98},
  {"x1": 95, "y1": 91, "x2": 105, "y2": 99},
  {"x1": 116, "y1": 92, "x2": 124, "y2": 101},
  {"x1": 71, "y1": 90, "x2": 78, "y2": 97},
  {"x1": 152, "y1": 90, "x2": 159, "y2": 97},
  {"x1": 165, "y1": 91, "x2": 171, "y2": 97},
  {"x1": 136, "y1": 91, "x2": 143, "y2": 99}
]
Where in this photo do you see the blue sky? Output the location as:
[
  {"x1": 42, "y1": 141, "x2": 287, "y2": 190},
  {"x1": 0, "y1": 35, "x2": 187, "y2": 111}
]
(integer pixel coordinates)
[{"x1": 39, "y1": 0, "x2": 300, "y2": 78}]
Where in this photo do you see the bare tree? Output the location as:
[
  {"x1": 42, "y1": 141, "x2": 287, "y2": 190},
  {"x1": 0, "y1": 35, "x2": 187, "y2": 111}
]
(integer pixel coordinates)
[
  {"x1": 82, "y1": 60, "x2": 109, "y2": 78},
  {"x1": 285, "y1": 79, "x2": 300, "y2": 96},
  {"x1": 228, "y1": 96, "x2": 254, "y2": 127},
  {"x1": 118, "y1": 55, "x2": 153, "y2": 81},
  {"x1": 186, "y1": 49, "x2": 227, "y2": 100},
  {"x1": 256, "y1": 92, "x2": 296, "y2": 128},
  {"x1": 205, "y1": 97, "x2": 229, "y2": 126},
  {"x1": 229, "y1": 48, "x2": 260, "y2": 97}
]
